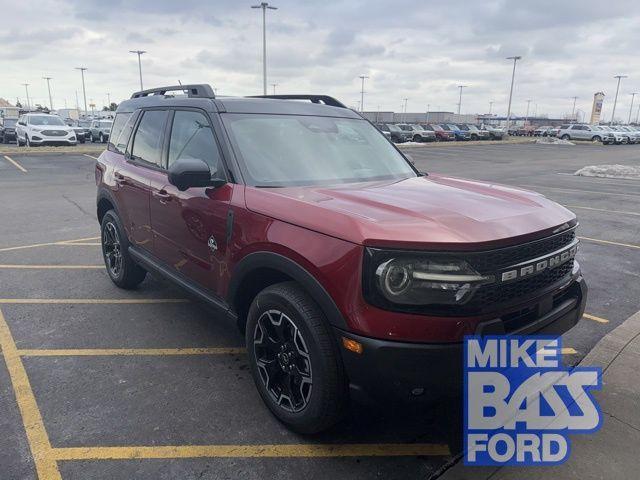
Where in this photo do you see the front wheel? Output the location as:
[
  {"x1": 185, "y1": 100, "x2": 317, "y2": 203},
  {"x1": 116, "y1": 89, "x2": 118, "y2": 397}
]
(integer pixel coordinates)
[
  {"x1": 246, "y1": 282, "x2": 347, "y2": 434},
  {"x1": 560, "y1": 134, "x2": 570, "y2": 140},
  {"x1": 101, "y1": 210, "x2": 146, "y2": 289},
  {"x1": 591, "y1": 136, "x2": 601, "y2": 143}
]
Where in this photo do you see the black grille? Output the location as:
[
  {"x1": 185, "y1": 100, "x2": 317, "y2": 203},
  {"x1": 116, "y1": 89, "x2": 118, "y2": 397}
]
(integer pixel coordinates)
[
  {"x1": 465, "y1": 229, "x2": 576, "y2": 274},
  {"x1": 467, "y1": 260, "x2": 574, "y2": 310},
  {"x1": 41, "y1": 130, "x2": 67, "y2": 136}
]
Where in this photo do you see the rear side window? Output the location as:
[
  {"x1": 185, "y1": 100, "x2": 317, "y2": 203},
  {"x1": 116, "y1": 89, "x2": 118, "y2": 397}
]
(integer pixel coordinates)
[
  {"x1": 131, "y1": 110, "x2": 168, "y2": 167},
  {"x1": 168, "y1": 110, "x2": 221, "y2": 172},
  {"x1": 108, "y1": 113, "x2": 132, "y2": 153}
]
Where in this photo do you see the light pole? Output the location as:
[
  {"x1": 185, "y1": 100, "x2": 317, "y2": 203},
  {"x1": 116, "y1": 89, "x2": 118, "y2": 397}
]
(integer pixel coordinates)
[
  {"x1": 505, "y1": 56, "x2": 522, "y2": 134},
  {"x1": 457, "y1": 85, "x2": 467, "y2": 115},
  {"x1": 426, "y1": 103, "x2": 430, "y2": 122},
  {"x1": 106, "y1": 92, "x2": 111, "y2": 109},
  {"x1": 628, "y1": 92, "x2": 637, "y2": 124},
  {"x1": 271, "y1": 83, "x2": 277, "y2": 94},
  {"x1": 489, "y1": 101, "x2": 494, "y2": 115},
  {"x1": 43, "y1": 76, "x2": 53, "y2": 111},
  {"x1": 129, "y1": 50, "x2": 146, "y2": 90},
  {"x1": 75, "y1": 67, "x2": 88, "y2": 115},
  {"x1": 571, "y1": 96, "x2": 578, "y2": 120},
  {"x1": 251, "y1": 2, "x2": 278, "y2": 95},
  {"x1": 359, "y1": 75, "x2": 369, "y2": 112},
  {"x1": 402, "y1": 98, "x2": 408, "y2": 122},
  {"x1": 610, "y1": 75, "x2": 627, "y2": 124},
  {"x1": 22, "y1": 83, "x2": 31, "y2": 110},
  {"x1": 525, "y1": 99, "x2": 531, "y2": 123},
  {"x1": 636, "y1": 101, "x2": 640, "y2": 124}
]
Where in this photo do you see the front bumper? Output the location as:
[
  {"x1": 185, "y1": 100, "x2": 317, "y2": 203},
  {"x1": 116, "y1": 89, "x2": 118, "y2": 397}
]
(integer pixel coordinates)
[{"x1": 337, "y1": 273, "x2": 587, "y2": 406}]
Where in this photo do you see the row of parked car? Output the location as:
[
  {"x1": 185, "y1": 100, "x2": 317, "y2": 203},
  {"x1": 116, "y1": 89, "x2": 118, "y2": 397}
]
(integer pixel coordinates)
[
  {"x1": 531, "y1": 124, "x2": 640, "y2": 145},
  {"x1": 0, "y1": 112, "x2": 113, "y2": 146},
  {"x1": 374, "y1": 123, "x2": 505, "y2": 143}
]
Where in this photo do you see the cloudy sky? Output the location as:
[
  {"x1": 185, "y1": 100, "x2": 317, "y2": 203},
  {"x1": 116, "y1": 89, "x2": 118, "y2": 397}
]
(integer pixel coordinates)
[{"x1": 2, "y1": 0, "x2": 640, "y2": 120}]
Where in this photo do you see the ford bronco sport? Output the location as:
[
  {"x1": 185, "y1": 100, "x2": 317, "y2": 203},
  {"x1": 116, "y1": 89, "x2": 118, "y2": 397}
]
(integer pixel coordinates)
[{"x1": 96, "y1": 84, "x2": 586, "y2": 434}]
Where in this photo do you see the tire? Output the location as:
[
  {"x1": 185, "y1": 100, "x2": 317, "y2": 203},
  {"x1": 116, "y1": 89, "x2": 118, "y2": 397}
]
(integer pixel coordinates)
[
  {"x1": 471, "y1": 134, "x2": 478, "y2": 141},
  {"x1": 591, "y1": 136, "x2": 601, "y2": 143},
  {"x1": 100, "y1": 210, "x2": 146, "y2": 289},
  {"x1": 560, "y1": 134, "x2": 570, "y2": 140},
  {"x1": 413, "y1": 135, "x2": 422, "y2": 142},
  {"x1": 246, "y1": 281, "x2": 347, "y2": 434}
]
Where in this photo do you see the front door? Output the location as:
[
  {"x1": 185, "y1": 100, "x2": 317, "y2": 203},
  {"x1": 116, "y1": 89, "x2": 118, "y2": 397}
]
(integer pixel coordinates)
[{"x1": 149, "y1": 109, "x2": 232, "y2": 295}]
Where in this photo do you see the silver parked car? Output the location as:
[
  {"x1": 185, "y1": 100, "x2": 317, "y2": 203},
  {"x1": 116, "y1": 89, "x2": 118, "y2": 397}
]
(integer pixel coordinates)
[
  {"x1": 397, "y1": 124, "x2": 436, "y2": 142},
  {"x1": 557, "y1": 124, "x2": 615, "y2": 144},
  {"x1": 89, "y1": 119, "x2": 113, "y2": 143}
]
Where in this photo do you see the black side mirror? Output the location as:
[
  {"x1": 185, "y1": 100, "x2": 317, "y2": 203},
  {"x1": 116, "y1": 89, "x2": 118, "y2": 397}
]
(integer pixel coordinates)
[{"x1": 168, "y1": 158, "x2": 226, "y2": 191}]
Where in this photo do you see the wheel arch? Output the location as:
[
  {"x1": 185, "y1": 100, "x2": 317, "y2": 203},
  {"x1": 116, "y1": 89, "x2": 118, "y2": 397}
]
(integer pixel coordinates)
[
  {"x1": 96, "y1": 188, "x2": 119, "y2": 224},
  {"x1": 228, "y1": 252, "x2": 348, "y2": 334}
]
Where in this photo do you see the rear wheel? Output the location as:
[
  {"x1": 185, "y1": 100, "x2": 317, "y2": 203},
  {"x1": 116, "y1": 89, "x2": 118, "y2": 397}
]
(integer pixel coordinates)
[
  {"x1": 246, "y1": 282, "x2": 347, "y2": 434},
  {"x1": 591, "y1": 136, "x2": 602, "y2": 143},
  {"x1": 413, "y1": 135, "x2": 422, "y2": 142},
  {"x1": 100, "y1": 210, "x2": 146, "y2": 289},
  {"x1": 560, "y1": 134, "x2": 570, "y2": 140}
]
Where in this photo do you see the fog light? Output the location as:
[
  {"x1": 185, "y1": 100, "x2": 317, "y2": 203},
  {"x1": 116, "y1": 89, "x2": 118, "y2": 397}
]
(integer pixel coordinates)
[{"x1": 342, "y1": 337, "x2": 363, "y2": 354}]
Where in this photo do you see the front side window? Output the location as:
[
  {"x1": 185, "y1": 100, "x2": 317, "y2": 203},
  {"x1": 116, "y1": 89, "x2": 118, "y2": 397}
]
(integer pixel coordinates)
[
  {"x1": 131, "y1": 110, "x2": 168, "y2": 167},
  {"x1": 223, "y1": 114, "x2": 417, "y2": 187},
  {"x1": 168, "y1": 110, "x2": 221, "y2": 172}
]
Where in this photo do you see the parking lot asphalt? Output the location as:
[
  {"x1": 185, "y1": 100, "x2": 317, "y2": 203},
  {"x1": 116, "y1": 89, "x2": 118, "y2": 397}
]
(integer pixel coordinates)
[{"x1": 1, "y1": 144, "x2": 638, "y2": 479}]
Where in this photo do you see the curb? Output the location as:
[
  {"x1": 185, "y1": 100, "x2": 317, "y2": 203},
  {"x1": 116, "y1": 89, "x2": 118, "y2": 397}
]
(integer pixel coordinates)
[
  {"x1": 398, "y1": 139, "x2": 535, "y2": 149},
  {"x1": 436, "y1": 309, "x2": 640, "y2": 480},
  {"x1": 0, "y1": 147, "x2": 105, "y2": 155}
]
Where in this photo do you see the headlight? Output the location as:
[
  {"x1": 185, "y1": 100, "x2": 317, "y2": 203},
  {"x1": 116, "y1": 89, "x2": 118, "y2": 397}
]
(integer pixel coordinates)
[{"x1": 364, "y1": 249, "x2": 494, "y2": 309}]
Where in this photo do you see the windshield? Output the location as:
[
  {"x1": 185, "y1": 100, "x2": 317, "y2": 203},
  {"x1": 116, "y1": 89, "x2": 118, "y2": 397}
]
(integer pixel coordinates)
[
  {"x1": 29, "y1": 115, "x2": 65, "y2": 126},
  {"x1": 447, "y1": 124, "x2": 460, "y2": 131},
  {"x1": 430, "y1": 124, "x2": 443, "y2": 131},
  {"x1": 99, "y1": 121, "x2": 113, "y2": 128},
  {"x1": 223, "y1": 114, "x2": 417, "y2": 187},
  {"x1": 387, "y1": 124, "x2": 402, "y2": 132},
  {"x1": 398, "y1": 124, "x2": 412, "y2": 131},
  {"x1": 457, "y1": 125, "x2": 469, "y2": 131},
  {"x1": 3, "y1": 119, "x2": 17, "y2": 127}
]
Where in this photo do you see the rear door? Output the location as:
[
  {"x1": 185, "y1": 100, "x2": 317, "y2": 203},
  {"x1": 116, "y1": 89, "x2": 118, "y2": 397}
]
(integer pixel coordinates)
[
  {"x1": 114, "y1": 109, "x2": 168, "y2": 249},
  {"x1": 149, "y1": 108, "x2": 232, "y2": 294}
]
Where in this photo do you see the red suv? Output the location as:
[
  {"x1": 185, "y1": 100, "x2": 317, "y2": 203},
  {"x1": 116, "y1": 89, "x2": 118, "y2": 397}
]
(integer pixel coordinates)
[{"x1": 96, "y1": 85, "x2": 586, "y2": 433}]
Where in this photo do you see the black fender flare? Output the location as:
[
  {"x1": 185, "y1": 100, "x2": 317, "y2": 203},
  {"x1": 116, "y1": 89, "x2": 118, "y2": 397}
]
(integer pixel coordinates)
[
  {"x1": 96, "y1": 187, "x2": 120, "y2": 222},
  {"x1": 228, "y1": 252, "x2": 348, "y2": 330}
]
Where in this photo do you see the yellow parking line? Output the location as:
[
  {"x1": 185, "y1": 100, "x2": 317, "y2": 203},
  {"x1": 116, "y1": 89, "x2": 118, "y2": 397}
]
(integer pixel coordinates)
[
  {"x1": 3, "y1": 155, "x2": 27, "y2": 173},
  {"x1": 51, "y1": 443, "x2": 450, "y2": 460},
  {"x1": 18, "y1": 347, "x2": 246, "y2": 356},
  {"x1": 578, "y1": 236, "x2": 640, "y2": 250},
  {"x1": 583, "y1": 313, "x2": 609, "y2": 324},
  {"x1": 0, "y1": 309, "x2": 62, "y2": 479},
  {"x1": 0, "y1": 264, "x2": 103, "y2": 269},
  {"x1": 60, "y1": 242, "x2": 100, "y2": 246},
  {"x1": 562, "y1": 348, "x2": 578, "y2": 355},
  {"x1": 0, "y1": 236, "x2": 101, "y2": 252},
  {"x1": 0, "y1": 298, "x2": 189, "y2": 304},
  {"x1": 565, "y1": 205, "x2": 640, "y2": 217},
  {"x1": 519, "y1": 184, "x2": 640, "y2": 198},
  {"x1": 83, "y1": 154, "x2": 99, "y2": 160}
]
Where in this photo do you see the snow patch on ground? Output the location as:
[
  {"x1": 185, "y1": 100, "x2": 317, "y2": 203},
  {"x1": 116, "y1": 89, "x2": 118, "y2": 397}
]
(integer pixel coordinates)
[
  {"x1": 575, "y1": 164, "x2": 640, "y2": 179},
  {"x1": 536, "y1": 137, "x2": 575, "y2": 146}
]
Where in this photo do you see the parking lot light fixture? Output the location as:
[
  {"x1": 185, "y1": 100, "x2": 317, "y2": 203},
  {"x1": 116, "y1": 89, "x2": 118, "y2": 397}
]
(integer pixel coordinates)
[
  {"x1": 457, "y1": 85, "x2": 467, "y2": 115},
  {"x1": 610, "y1": 75, "x2": 627, "y2": 124},
  {"x1": 129, "y1": 50, "x2": 146, "y2": 90},
  {"x1": 505, "y1": 56, "x2": 522, "y2": 134},
  {"x1": 251, "y1": 2, "x2": 278, "y2": 95},
  {"x1": 628, "y1": 93, "x2": 637, "y2": 124},
  {"x1": 358, "y1": 75, "x2": 369, "y2": 112},
  {"x1": 22, "y1": 83, "x2": 30, "y2": 110},
  {"x1": 75, "y1": 67, "x2": 88, "y2": 116},
  {"x1": 43, "y1": 77, "x2": 53, "y2": 111}
]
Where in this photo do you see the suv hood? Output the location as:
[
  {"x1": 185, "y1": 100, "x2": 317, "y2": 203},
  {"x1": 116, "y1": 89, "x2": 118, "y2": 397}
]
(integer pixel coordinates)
[{"x1": 244, "y1": 175, "x2": 576, "y2": 250}]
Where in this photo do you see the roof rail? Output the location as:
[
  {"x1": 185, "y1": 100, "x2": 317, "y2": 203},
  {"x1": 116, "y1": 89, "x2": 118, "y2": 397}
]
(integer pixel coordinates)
[
  {"x1": 131, "y1": 84, "x2": 215, "y2": 99},
  {"x1": 247, "y1": 94, "x2": 347, "y2": 109}
]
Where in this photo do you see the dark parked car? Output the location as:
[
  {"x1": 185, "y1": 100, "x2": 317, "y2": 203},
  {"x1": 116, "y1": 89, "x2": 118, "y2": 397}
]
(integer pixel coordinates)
[
  {"x1": 96, "y1": 84, "x2": 586, "y2": 434},
  {"x1": 0, "y1": 118, "x2": 18, "y2": 143},
  {"x1": 374, "y1": 122, "x2": 410, "y2": 143}
]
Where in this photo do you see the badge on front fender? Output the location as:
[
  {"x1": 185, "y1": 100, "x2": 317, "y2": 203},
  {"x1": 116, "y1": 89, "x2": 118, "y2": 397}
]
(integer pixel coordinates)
[{"x1": 463, "y1": 335, "x2": 602, "y2": 466}]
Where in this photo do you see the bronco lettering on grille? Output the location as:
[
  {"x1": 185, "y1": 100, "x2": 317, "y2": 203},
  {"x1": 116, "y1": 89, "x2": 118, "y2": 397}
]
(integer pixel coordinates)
[{"x1": 499, "y1": 240, "x2": 578, "y2": 283}]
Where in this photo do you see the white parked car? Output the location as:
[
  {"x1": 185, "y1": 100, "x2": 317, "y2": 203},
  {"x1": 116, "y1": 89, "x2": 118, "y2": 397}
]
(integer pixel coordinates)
[
  {"x1": 600, "y1": 126, "x2": 632, "y2": 144},
  {"x1": 16, "y1": 113, "x2": 77, "y2": 147},
  {"x1": 614, "y1": 126, "x2": 640, "y2": 144}
]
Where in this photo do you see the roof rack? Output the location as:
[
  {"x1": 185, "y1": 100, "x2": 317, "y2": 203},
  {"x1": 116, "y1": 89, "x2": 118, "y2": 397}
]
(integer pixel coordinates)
[
  {"x1": 131, "y1": 84, "x2": 215, "y2": 99},
  {"x1": 247, "y1": 94, "x2": 347, "y2": 109}
]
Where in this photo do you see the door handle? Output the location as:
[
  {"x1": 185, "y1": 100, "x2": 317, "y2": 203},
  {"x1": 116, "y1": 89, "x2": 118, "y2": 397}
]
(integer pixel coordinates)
[
  {"x1": 114, "y1": 172, "x2": 127, "y2": 186},
  {"x1": 153, "y1": 189, "x2": 172, "y2": 203}
]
